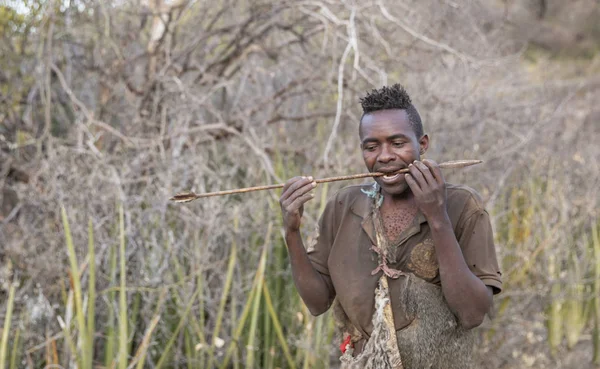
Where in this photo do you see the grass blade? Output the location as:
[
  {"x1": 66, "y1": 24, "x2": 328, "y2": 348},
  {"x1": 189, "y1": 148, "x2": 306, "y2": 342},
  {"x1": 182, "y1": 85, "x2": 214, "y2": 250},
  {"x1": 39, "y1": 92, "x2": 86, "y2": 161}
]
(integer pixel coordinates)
[
  {"x1": 118, "y1": 204, "x2": 128, "y2": 369},
  {"x1": 546, "y1": 254, "x2": 562, "y2": 357},
  {"x1": 245, "y1": 262, "x2": 264, "y2": 369},
  {"x1": 105, "y1": 242, "x2": 118, "y2": 368},
  {"x1": 57, "y1": 291, "x2": 82, "y2": 368},
  {"x1": 9, "y1": 326, "x2": 20, "y2": 369},
  {"x1": 218, "y1": 280, "x2": 258, "y2": 369},
  {"x1": 130, "y1": 289, "x2": 167, "y2": 369},
  {"x1": 196, "y1": 232, "x2": 208, "y2": 368},
  {"x1": 155, "y1": 288, "x2": 201, "y2": 369},
  {"x1": 207, "y1": 215, "x2": 238, "y2": 368},
  {"x1": 129, "y1": 292, "x2": 141, "y2": 354},
  {"x1": 231, "y1": 282, "x2": 240, "y2": 369},
  {"x1": 129, "y1": 314, "x2": 161, "y2": 369},
  {"x1": 218, "y1": 223, "x2": 272, "y2": 369},
  {"x1": 184, "y1": 328, "x2": 194, "y2": 369},
  {"x1": 87, "y1": 219, "x2": 96, "y2": 368},
  {"x1": 0, "y1": 281, "x2": 16, "y2": 368},
  {"x1": 263, "y1": 296, "x2": 273, "y2": 369},
  {"x1": 262, "y1": 283, "x2": 296, "y2": 369},
  {"x1": 563, "y1": 252, "x2": 588, "y2": 349},
  {"x1": 592, "y1": 223, "x2": 600, "y2": 364},
  {"x1": 168, "y1": 246, "x2": 206, "y2": 366},
  {"x1": 61, "y1": 206, "x2": 90, "y2": 369}
]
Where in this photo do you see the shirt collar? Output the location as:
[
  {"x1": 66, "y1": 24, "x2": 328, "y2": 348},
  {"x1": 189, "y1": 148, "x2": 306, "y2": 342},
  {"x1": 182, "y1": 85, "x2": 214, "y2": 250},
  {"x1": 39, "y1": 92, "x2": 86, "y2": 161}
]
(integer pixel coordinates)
[
  {"x1": 350, "y1": 183, "x2": 427, "y2": 246},
  {"x1": 350, "y1": 183, "x2": 426, "y2": 223}
]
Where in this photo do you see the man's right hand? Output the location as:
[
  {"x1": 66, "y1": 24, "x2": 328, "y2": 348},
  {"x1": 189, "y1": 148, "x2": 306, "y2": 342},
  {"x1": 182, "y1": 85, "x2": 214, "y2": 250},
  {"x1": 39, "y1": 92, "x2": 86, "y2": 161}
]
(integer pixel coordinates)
[
  {"x1": 279, "y1": 176, "x2": 333, "y2": 316},
  {"x1": 279, "y1": 176, "x2": 317, "y2": 232}
]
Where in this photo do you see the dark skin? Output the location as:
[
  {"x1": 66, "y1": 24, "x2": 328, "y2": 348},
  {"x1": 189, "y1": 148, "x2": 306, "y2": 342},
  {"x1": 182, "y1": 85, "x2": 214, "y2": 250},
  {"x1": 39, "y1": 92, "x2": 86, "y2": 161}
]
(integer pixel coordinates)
[
  {"x1": 279, "y1": 176, "x2": 333, "y2": 315},
  {"x1": 280, "y1": 109, "x2": 492, "y2": 328}
]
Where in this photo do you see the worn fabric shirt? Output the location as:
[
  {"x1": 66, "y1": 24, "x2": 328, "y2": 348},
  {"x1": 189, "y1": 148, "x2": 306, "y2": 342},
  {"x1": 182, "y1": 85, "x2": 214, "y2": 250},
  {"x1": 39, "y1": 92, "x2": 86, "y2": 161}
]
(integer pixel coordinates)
[{"x1": 307, "y1": 183, "x2": 503, "y2": 339}]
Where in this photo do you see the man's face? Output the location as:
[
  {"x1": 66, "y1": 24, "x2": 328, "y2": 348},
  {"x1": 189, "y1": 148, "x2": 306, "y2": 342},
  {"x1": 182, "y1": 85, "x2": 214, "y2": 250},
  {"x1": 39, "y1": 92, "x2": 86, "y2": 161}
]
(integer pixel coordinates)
[{"x1": 360, "y1": 109, "x2": 429, "y2": 198}]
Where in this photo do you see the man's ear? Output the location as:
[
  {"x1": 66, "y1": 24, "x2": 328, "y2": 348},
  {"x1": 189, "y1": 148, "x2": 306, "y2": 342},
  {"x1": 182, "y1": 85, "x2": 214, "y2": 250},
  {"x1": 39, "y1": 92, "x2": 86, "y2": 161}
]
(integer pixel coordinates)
[{"x1": 419, "y1": 134, "x2": 429, "y2": 155}]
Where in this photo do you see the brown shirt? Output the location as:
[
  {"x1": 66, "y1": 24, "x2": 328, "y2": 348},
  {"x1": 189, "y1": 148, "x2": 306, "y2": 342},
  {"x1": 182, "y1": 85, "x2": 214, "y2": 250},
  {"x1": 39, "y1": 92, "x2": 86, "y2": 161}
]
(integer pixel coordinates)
[{"x1": 307, "y1": 183, "x2": 502, "y2": 339}]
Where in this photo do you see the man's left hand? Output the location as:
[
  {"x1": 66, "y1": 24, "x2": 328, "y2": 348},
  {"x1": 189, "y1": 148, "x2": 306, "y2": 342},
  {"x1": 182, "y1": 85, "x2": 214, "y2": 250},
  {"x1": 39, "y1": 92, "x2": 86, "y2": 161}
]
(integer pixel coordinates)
[{"x1": 404, "y1": 159, "x2": 448, "y2": 222}]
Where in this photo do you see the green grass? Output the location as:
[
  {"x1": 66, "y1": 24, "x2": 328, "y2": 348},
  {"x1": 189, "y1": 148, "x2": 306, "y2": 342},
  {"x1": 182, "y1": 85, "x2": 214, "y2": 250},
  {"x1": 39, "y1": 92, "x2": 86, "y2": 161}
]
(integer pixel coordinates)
[
  {"x1": 207, "y1": 212, "x2": 239, "y2": 368},
  {"x1": 492, "y1": 178, "x2": 600, "y2": 361},
  {"x1": 4, "y1": 179, "x2": 598, "y2": 368},
  {"x1": 20, "y1": 203, "x2": 335, "y2": 368}
]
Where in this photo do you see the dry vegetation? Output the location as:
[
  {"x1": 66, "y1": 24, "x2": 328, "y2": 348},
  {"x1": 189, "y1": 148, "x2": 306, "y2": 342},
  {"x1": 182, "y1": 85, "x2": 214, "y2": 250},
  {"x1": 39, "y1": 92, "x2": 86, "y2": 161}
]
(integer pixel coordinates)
[{"x1": 1, "y1": 0, "x2": 600, "y2": 368}]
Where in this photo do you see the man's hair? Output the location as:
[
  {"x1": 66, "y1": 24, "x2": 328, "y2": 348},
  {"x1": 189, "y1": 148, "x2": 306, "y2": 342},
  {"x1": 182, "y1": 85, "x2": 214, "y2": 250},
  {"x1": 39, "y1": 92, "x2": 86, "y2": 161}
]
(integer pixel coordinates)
[{"x1": 359, "y1": 84, "x2": 424, "y2": 138}]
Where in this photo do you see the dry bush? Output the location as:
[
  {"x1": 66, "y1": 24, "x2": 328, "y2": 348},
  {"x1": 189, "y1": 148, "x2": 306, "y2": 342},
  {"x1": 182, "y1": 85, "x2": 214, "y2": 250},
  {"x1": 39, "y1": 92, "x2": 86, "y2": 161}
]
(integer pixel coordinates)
[{"x1": 1, "y1": 0, "x2": 599, "y2": 368}]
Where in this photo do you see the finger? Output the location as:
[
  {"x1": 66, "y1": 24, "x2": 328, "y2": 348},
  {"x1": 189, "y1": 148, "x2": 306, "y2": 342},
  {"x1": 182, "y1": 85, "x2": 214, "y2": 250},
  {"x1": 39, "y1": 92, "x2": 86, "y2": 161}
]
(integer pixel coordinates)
[
  {"x1": 408, "y1": 163, "x2": 428, "y2": 187},
  {"x1": 404, "y1": 173, "x2": 422, "y2": 195},
  {"x1": 281, "y1": 176, "x2": 313, "y2": 201},
  {"x1": 284, "y1": 181, "x2": 317, "y2": 206},
  {"x1": 287, "y1": 192, "x2": 315, "y2": 211},
  {"x1": 422, "y1": 159, "x2": 444, "y2": 184},
  {"x1": 414, "y1": 161, "x2": 436, "y2": 186},
  {"x1": 282, "y1": 176, "x2": 305, "y2": 193}
]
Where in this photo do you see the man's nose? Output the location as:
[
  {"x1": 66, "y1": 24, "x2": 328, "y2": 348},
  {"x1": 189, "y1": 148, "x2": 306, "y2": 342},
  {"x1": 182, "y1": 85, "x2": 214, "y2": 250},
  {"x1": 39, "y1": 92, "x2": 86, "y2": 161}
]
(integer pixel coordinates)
[{"x1": 377, "y1": 144, "x2": 395, "y2": 163}]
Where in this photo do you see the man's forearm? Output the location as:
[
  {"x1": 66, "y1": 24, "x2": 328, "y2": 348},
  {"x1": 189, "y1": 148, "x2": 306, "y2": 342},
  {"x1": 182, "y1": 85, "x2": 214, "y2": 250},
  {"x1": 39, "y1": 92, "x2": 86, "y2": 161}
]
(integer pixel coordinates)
[
  {"x1": 285, "y1": 230, "x2": 334, "y2": 315},
  {"x1": 428, "y1": 214, "x2": 492, "y2": 329}
]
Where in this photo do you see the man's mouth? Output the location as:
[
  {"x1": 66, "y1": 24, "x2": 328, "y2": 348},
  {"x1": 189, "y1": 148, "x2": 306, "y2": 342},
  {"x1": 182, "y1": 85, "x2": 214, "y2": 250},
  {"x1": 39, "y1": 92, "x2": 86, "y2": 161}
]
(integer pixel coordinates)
[
  {"x1": 381, "y1": 172, "x2": 402, "y2": 184},
  {"x1": 376, "y1": 168, "x2": 405, "y2": 185}
]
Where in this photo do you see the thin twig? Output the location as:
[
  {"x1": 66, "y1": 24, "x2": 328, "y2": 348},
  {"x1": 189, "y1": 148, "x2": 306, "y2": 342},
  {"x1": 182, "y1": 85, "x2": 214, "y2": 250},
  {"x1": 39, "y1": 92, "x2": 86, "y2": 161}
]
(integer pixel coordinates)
[
  {"x1": 322, "y1": 6, "x2": 356, "y2": 168},
  {"x1": 170, "y1": 160, "x2": 482, "y2": 203}
]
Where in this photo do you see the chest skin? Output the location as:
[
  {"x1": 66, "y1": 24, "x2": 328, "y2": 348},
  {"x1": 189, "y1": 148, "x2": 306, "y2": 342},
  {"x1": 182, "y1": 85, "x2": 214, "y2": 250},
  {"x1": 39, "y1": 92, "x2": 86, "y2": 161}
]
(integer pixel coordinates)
[{"x1": 380, "y1": 202, "x2": 419, "y2": 244}]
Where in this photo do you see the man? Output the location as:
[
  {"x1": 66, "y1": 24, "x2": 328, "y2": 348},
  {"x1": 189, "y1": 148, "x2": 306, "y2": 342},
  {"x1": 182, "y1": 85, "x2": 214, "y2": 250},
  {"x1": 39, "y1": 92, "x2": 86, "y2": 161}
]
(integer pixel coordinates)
[{"x1": 279, "y1": 84, "x2": 502, "y2": 369}]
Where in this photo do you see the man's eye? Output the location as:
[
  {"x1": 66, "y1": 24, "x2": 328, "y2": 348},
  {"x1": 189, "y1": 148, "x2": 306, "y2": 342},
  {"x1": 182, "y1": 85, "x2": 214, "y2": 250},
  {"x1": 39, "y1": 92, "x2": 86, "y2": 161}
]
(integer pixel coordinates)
[
  {"x1": 365, "y1": 145, "x2": 377, "y2": 151},
  {"x1": 392, "y1": 142, "x2": 405, "y2": 147}
]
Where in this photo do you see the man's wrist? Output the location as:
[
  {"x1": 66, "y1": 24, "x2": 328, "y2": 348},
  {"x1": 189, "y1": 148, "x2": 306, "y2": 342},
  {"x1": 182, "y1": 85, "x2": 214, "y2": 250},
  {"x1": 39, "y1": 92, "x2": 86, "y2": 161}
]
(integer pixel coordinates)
[
  {"x1": 427, "y1": 211, "x2": 452, "y2": 231},
  {"x1": 285, "y1": 228, "x2": 301, "y2": 239}
]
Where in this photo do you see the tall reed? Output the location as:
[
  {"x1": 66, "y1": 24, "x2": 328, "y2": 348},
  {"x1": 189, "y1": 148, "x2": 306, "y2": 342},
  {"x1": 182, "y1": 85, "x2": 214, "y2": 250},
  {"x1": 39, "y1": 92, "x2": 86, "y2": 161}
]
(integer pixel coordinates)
[
  {"x1": 206, "y1": 212, "x2": 239, "y2": 368},
  {"x1": 493, "y1": 177, "x2": 600, "y2": 362},
  {"x1": 9, "y1": 327, "x2": 20, "y2": 369},
  {"x1": 13, "y1": 199, "x2": 344, "y2": 368},
  {"x1": 61, "y1": 206, "x2": 91, "y2": 369},
  {"x1": 218, "y1": 222, "x2": 272, "y2": 369},
  {"x1": 591, "y1": 222, "x2": 600, "y2": 364},
  {"x1": 0, "y1": 279, "x2": 16, "y2": 369},
  {"x1": 118, "y1": 205, "x2": 128, "y2": 369}
]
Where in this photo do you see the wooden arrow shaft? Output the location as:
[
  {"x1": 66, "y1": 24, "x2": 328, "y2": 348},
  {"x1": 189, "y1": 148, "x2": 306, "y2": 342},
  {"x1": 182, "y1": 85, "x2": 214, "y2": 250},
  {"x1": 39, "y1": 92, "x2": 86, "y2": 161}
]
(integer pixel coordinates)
[{"x1": 170, "y1": 160, "x2": 482, "y2": 203}]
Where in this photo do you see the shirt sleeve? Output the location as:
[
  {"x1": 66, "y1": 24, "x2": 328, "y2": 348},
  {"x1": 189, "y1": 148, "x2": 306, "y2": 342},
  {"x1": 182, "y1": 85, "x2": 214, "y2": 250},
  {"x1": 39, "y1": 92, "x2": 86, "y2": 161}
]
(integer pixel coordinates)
[
  {"x1": 306, "y1": 194, "x2": 338, "y2": 276},
  {"x1": 457, "y1": 201, "x2": 503, "y2": 294}
]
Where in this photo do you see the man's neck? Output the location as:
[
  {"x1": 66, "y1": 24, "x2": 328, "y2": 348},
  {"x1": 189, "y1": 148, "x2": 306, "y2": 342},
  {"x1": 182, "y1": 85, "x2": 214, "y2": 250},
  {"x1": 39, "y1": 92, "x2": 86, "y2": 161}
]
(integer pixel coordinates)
[
  {"x1": 381, "y1": 189, "x2": 416, "y2": 210},
  {"x1": 379, "y1": 189, "x2": 419, "y2": 242}
]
